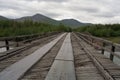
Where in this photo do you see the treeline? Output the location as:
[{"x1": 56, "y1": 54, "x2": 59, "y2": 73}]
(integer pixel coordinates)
[
  {"x1": 0, "y1": 20, "x2": 71, "y2": 37},
  {"x1": 75, "y1": 24, "x2": 120, "y2": 37}
]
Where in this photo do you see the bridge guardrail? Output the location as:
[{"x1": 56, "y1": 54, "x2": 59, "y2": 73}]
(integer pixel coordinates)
[
  {"x1": 0, "y1": 31, "x2": 60, "y2": 51},
  {"x1": 76, "y1": 32, "x2": 120, "y2": 61}
]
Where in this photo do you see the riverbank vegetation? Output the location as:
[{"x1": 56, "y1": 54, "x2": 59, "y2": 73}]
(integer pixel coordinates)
[
  {"x1": 75, "y1": 24, "x2": 120, "y2": 37},
  {"x1": 75, "y1": 24, "x2": 120, "y2": 43}
]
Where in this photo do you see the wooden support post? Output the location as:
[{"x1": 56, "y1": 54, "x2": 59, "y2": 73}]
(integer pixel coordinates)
[
  {"x1": 101, "y1": 42, "x2": 105, "y2": 54},
  {"x1": 110, "y1": 45, "x2": 115, "y2": 61},
  {"x1": 16, "y1": 38, "x2": 19, "y2": 47},
  {"x1": 5, "y1": 39, "x2": 9, "y2": 51}
]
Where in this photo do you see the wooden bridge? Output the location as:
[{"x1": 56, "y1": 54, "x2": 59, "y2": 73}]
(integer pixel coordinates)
[{"x1": 0, "y1": 32, "x2": 120, "y2": 80}]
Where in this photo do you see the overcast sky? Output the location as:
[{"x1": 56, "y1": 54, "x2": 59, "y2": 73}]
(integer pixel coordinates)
[{"x1": 0, "y1": 0, "x2": 120, "y2": 24}]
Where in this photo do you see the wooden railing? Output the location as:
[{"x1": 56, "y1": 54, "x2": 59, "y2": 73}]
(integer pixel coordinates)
[
  {"x1": 0, "y1": 32, "x2": 60, "y2": 51},
  {"x1": 76, "y1": 32, "x2": 120, "y2": 61}
]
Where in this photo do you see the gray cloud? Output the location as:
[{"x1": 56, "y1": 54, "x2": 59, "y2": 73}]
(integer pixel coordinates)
[
  {"x1": 0, "y1": 0, "x2": 120, "y2": 23},
  {"x1": 68, "y1": 6, "x2": 99, "y2": 13},
  {"x1": 23, "y1": 0, "x2": 68, "y2": 2},
  {"x1": 44, "y1": 12, "x2": 61, "y2": 18},
  {"x1": 94, "y1": 13, "x2": 116, "y2": 18}
]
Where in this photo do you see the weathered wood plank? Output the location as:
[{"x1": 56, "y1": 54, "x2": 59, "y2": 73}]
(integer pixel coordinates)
[
  {"x1": 45, "y1": 60, "x2": 76, "y2": 80},
  {"x1": 55, "y1": 33, "x2": 73, "y2": 61},
  {"x1": 45, "y1": 33, "x2": 76, "y2": 80}
]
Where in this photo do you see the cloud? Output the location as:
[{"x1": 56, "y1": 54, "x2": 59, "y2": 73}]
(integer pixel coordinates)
[
  {"x1": 68, "y1": 6, "x2": 99, "y2": 13},
  {"x1": 94, "y1": 13, "x2": 116, "y2": 18},
  {"x1": 44, "y1": 12, "x2": 61, "y2": 18},
  {"x1": 23, "y1": 0, "x2": 69, "y2": 3},
  {"x1": 0, "y1": 0, "x2": 120, "y2": 23}
]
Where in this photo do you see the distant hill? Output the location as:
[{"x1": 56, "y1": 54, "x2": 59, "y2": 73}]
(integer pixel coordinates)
[
  {"x1": 0, "y1": 16, "x2": 8, "y2": 20},
  {"x1": 0, "y1": 14, "x2": 91, "y2": 28},
  {"x1": 60, "y1": 19, "x2": 89, "y2": 28},
  {"x1": 16, "y1": 14, "x2": 59, "y2": 25}
]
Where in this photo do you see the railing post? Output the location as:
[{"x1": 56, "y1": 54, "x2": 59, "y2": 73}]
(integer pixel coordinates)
[
  {"x1": 110, "y1": 45, "x2": 115, "y2": 61},
  {"x1": 5, "y1": 39, "x2": 9, "y2": 51},
  {"x1": 16, "y1": 38, "x2": 19, "y2": 47},
  {"x1": 101, "y1": 42, "x2": 105, "y2": 54}
]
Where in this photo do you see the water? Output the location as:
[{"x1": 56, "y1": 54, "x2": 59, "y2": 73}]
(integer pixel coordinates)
[
  {"x1": 0, "y1": 41, "x2": 14, "y2": 53},
  {"x1": 0, "y1": 47, "x2": 13, "y2": 53},
  {"x1": 98, "y1": 51, "x2": 120, "y2": 66}
]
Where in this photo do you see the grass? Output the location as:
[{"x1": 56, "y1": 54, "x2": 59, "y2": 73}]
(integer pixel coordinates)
[{"x1": 104, "y1": 37, "x2": 120, "y2": 43}]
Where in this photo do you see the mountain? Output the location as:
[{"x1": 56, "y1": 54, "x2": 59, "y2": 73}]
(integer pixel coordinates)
[
  {"x1": 16, "y1": 14, "x2": 59, "y2": 25},
  {"x1": 0, "y1": 14, "x2": 91, "y2": 27},
  {"x1": 0, "y1": 16, "x2": 8, "y2": 20},
  {"x1": 16, "y1": 14, "x2": 90, "y2": 27},
  {"x1": 60, "y1": 19, "x2": 89, "y2": 28}
]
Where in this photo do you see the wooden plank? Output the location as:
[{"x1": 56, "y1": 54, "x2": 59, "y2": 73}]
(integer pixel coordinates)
[
  {"x1": 55, "y1": 33, "x2": 73, "y2": 61},
  {"x1": 0, "y1": 33, "x2": 66, "y2": 80},
  {"x1": 45, "y1": 60, "x2": 76, "y2": 80},
  {"x1": 45, "y1": 33, "x2": 76, "y2": 80}
]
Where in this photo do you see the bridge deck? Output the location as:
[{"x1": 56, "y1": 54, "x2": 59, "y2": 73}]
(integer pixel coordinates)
[
  {"x1": 0, "y1": 32, "x2": 120, "y2": 80},
  {"x1": 0, "y1": 33, "x2": 66, "y2": 80}
]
